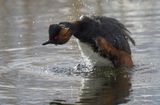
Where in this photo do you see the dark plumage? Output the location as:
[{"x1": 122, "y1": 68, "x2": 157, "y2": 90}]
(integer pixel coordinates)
[{"x1": 43, "y1": 16, "x2": 135, "y2": 68}]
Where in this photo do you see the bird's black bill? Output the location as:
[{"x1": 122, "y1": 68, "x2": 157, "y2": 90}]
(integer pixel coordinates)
[{"x1": 42, "y1": 40, "x2": 51, "y2": 45}]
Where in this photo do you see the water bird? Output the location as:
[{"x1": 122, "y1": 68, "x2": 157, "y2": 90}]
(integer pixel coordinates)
[{"x1": 42, "y1": 16, "x2": 135, "y2": 68}]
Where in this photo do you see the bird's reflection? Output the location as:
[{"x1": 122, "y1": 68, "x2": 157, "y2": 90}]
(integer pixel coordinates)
[
  {"x1": 50, "y1": 67, "x2": 132, "y2": 105},
  {"x1": 77, "y1": 67, "x2": 132, "y2": 105}
]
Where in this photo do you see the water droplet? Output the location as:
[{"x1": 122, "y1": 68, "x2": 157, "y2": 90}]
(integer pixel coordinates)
[
  {"x1": 35, "y1": 53, "x2": 38, "y2": 56},
  {"x1": 19, "y1": 34, "x2": 23, "y2": 38},
  {"x1": 32, "y1": 21, "x2": 35, "y2": 24},
  {"x1": 18, "y1": 42, "x2": 21, "y2": 45}
]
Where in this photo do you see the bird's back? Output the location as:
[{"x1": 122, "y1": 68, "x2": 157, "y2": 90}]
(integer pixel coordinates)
[{"x1": 90, "y1": 16, "x2": 134, "y2": 54}]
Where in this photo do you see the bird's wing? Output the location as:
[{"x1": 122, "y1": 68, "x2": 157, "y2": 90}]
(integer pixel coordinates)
[
  {"x1": 95, "y1": 36, "x2": 133, "y2": 67},
  {"x1": 93, "y1": 16, "x2": 135, "y2": 47},
  {"x1": 98, "y1": 22, "x2": 134, "y2": 54},
  {"x1": 103, "y1": 31, "x2": 132, "y2": 54},
  {"x1": 95, "y1": 37, "x2": 125, "y2": 56}
]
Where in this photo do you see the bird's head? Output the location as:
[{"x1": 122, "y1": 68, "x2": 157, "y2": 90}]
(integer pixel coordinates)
[{"x1": 42, "y1": 23, "x2": 73, "y2": 45}]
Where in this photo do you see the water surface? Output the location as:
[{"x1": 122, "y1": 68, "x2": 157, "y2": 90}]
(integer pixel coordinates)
[{"x1": 0, "y1": 0, "x2": 160, "y2": 105}]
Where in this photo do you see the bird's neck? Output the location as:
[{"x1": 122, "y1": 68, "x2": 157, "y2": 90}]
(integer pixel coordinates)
[
  {"x1": 59, "y1": 21, "x2": 89, "y2": 42},
  {"x1": 59, "y1": 21, "x2": 79, "y2": 35}
]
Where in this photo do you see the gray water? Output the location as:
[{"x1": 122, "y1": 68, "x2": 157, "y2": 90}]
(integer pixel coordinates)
[{"x1": 0, "y1": 0, "x2": 160, "y2": 105}]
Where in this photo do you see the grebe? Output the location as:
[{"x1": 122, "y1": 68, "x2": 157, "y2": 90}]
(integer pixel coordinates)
[{"x1": 42, "y1": 16, "x2": 135, "y2": 68}]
